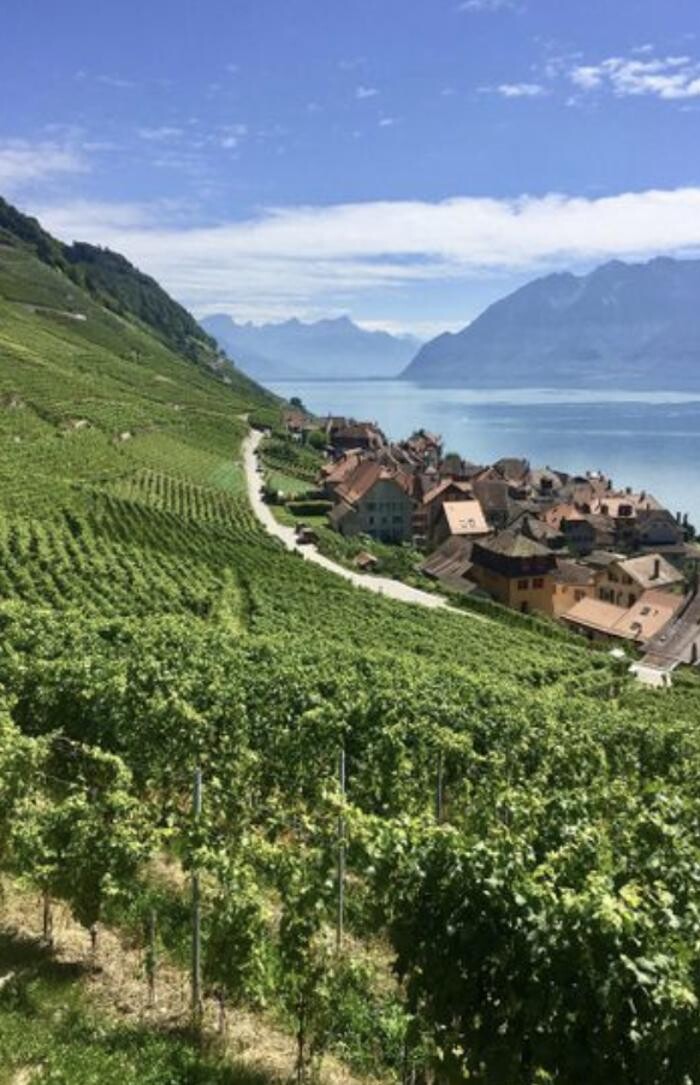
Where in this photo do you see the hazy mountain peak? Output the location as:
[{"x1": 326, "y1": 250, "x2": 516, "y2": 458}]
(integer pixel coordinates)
[
  {"x1": 201, "y1": 312, "x2": 422, "y2": 381},
  {"x1": 402, "y1": 255, "x2": 700, "y2": 390}
]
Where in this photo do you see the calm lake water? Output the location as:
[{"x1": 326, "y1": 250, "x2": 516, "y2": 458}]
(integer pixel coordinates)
[{"x1": 269, "y1": 380, "x2": 700, "y2": 528}]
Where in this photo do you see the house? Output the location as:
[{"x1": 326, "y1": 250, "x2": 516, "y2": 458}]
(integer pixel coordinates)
[
  {"x1": 331, "y1": 462, "x2": 414, "y2": 542},
  {"x1": 320, "y1": 451, "x2": 364, "y2": 497},
  {"x1": 472, "y1": 478, "x2": 512, "y2": 531},
  {"x1": 330, "y1": 421, "x2": 385, "y2": 453},
  {"x1": 595, "y1": 553, "x2": 684, "y2": 608},
  {"x1": 550, "y1": 559, "x2": 596, "y2": 618},
  {"x1": 542, "y1": 503, "x2": 583, "y2": 532},
  {"x1": 403, "y1": 429, "x2": 443, "y2": 468},
  {"x1": 467, "y1": 532, "x2": 556, "y2": 613},
  {"x1": 529, "y1": 466, "x2": 567, "y2": 498},
  {"x1": 493, "y1": 457, "x2": 530, "y2": 488},
  {"x1": 581, "y1": 550, "x2": 627, "y2": 572},
  {"x1": 420, "y1": 536, "x2": 478, "y2": 596},
  {"x1": 282, "y1": 409, "x2": 311, "y2": 438},
  {"x1": 432, "y1": 499, "x2": 489, "y2": 546},
  {"x1": 563, "y1": 590, "x2": 682, "y2": 646},
  {"x1": 518, "y1": 513, "x2": 565, "y2": 550},
  {"x1": 590, "y1": 490, "x2": 664, "y2": 551},
  {"x1": 635, "y1": 507, "x2": 685, "y2": 550},
  {"x1": 563, "y1": 513, "x2": 615, "y2": 555},
  {"x1": 440, "y1": 453, "x2": 484, "y2": 480},
  {"x1": 413, "y1": 479, "x2": 476, "y2": 544}
]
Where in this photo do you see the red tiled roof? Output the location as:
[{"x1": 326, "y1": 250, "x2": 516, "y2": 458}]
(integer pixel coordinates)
[{"x1": 335, "y1": 462, "x2": 413, "y2": 506}]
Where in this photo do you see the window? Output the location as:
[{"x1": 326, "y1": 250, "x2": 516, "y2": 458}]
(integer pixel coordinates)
[
  {"x1": 517, "y1": 579, "x2": 529, "y2": 590},
  {"x1": 532, "y1": 577, "x2": 544, "y2": 589},
  {"x1": 393, "y1": 515, "x2": 402, "y2": 523},
  {"x1": 574, "y1": 590, "x2": 585, "y2": 601},
  {"x1": 368, "y1": 515, "x2": 375, "y2": 525}
]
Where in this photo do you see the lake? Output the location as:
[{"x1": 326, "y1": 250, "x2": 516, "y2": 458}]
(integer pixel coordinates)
[{"x1": 269, "y1": 380, "x2": 700, "y2": 528}]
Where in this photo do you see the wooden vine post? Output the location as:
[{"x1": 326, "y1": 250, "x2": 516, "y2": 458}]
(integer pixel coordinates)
[
  {"x1": 337, "y1": 747, "x2": 346, "y2": 952},
  {"x1": 191, "y1": 765, "x2": 203, "y2": 1027}
]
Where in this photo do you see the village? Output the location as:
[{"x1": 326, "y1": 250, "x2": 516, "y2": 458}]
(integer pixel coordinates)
[{"x1": 275, "y1": 407, "x2": 700, "y2": 679}]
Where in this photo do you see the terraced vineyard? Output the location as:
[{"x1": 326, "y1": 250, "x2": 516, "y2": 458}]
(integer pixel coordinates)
[{"x1": 3, "y1": 200, "x2": 700, "y2": 1085}]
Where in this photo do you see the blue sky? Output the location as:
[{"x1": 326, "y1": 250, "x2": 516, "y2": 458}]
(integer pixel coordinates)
[{"x1": 3, "y1": 0, "x2": 700, "y2": 337}]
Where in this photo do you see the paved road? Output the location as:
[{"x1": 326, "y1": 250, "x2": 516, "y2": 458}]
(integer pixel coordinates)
[{"x1": 243, "y1": 429, "x2": 466, "y2": 613}]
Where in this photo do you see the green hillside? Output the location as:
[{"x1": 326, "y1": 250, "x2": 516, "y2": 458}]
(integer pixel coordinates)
[{"x1": 1, "y1": 200, "x2": 700, "y2": 1085}]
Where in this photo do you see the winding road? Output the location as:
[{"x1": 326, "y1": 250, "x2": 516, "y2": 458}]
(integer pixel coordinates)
[{"x1": 243, "y1": 429, "x2": 466, "y2": 613}]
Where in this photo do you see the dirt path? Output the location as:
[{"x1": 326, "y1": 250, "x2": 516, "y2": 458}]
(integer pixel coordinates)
[{"x1": 244, "y1": 429, "x2": 482, "y2": 617}]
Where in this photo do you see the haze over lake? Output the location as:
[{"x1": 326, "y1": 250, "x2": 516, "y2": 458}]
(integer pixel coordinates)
[{"x1": 270, "y1": 380, "x2": 700, "y2": 529}]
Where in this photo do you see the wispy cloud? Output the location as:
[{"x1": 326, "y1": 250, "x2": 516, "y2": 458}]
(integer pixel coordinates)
[
  {"x1": 0, "y1": 140, "x2": 87, "y2": 191},
  {"x1": 34, "y1": 187, "x2": 700, "y2": 320},
  {"x1": 355, "y1": 85, "x2": 378, "y2": 99},
  {"x1": 138, "y1": 126, "x2": 183, "y2": 141},
  {"x1": 379, "y1": 116, "x2": 397, "y2": 127},
  {"x1": 458, "y1": 0, "x2": 519, "y2": 12},
  {"x1": 219, "y1": 123, "x2": 248, "y2": 150},
  {"x1": 495, "y1": 82, "x2": 546, "y2": 98},
  {"x1": 96, "y1": 74, "x2": 136, "y2": 89},
  {"x1": 570, "y1": 54, "x2": 700, "y2": 99}
]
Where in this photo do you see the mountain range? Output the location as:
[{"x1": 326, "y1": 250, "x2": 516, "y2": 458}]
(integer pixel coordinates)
[
  {"x1": 201, "y1": 313, "x2": 420, "y2": 381},
  {"x1": 402, "y1": 257, "x2": 700, "y2": 389}
]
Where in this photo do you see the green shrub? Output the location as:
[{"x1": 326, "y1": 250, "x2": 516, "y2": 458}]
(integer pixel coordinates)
[{"x1": 285, "y1": 500, "x2": 332, "y2": 517}]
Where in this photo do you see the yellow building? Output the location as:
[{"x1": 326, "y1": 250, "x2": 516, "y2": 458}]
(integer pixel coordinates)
[{"x1": 468, "y1": 532, "x2": 556, "y2": 614}]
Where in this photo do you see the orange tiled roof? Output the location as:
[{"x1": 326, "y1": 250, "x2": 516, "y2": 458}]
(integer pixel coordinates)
[{"x1": 564, "y1": 589, "x2": 682, "y2": 643}]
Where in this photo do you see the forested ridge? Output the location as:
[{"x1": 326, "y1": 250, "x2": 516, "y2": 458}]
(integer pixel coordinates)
[{"x1": 1, "y1": 200, "x2": 700, "y2": 1084}]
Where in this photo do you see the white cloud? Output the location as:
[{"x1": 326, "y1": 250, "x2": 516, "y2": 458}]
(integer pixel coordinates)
[
  {"x1": 0, "y1": 140, "x2": 87, "y2": 191},
  {"x1": 570, "y1": 54, "x2": 700, "y2": 99},
  {"x1": 496, "y1": 82, "x2": 546, "y2": 98},
  {"x1": 356, "y1": 317, "x2": 449, "y2": 339},
  {"x1": 138, "y1": 127, "x2": 183, "y2": 141},
  {"x1": 355, "y1": 85, "x2": 378, "y2": 99},
  {"x1": 33, "y1": 187, "x2": 700, "y2": 320},
  {"x1": 458, "y1": 0, "x2": 518, "y2": 12},
  {"x1": 378, "y1": 116, "x2": 397, "y2": 126}
]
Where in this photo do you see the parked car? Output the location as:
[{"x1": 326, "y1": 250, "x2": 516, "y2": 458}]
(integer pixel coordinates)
[{"x1": 295, "y1": 523, "x2": 319, "y2": 545}]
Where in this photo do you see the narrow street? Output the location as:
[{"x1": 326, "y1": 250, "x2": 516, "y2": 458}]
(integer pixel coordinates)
[{"x1": 242, "y1": 429, "x2": 477, "y2": 614}]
